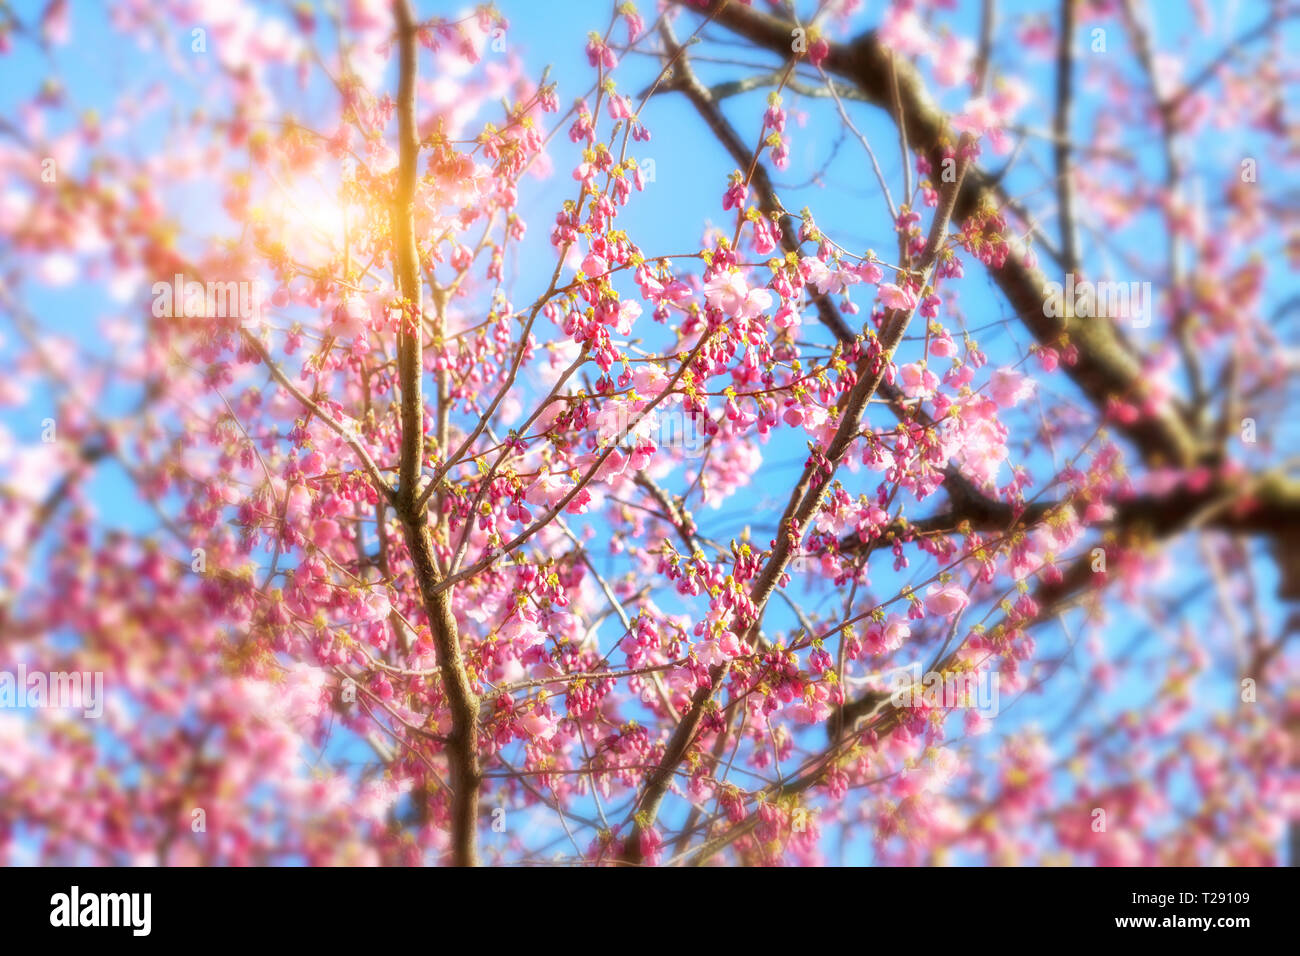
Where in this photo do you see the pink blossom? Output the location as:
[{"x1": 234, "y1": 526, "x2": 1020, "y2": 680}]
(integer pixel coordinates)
[
  {"x1": 878, "y1": 6, "x2": 934, "y2": 58},
  {"x1": 519, "y1": 710, "x2": 559, "y2": 740},
  {"x1": 311, "y1": 518, "x2": 340, "y2": 547},
  {"x1": 856, "y1": 260, "x2": 884, "y2": 284},
  {"x1": 703, "y1": 271, "x2": 773, "y2": 319},
  {"x1": 364, "y1": 589, "x2": 392, "y2": 622},
  {"x1": 900, "y1": 362, "x2": 938, "y2": 400},
  {"x1": 933, "y1": 34, "x2": 974, "y2": 87},
  {"x1": 924, "y1": 582, "x2": 970, "y2": 618},
  {"x1": 801, "y1": 255, "x2": 850, "y2": 295},
  {"x1": 333, "y1": 296, "x2": 370, "y2": 336},
  {"x1": 501, "y1": 612, "x2": 547, "y2": 650},
  {"x1": 866, "y1": 615, "x2": 911, "y2": 655},
  {"x1": 878, "y1": 282, "x2": 916, "y2": 311},
  {"x1": 695, "y1": 629, "x2": 744, "y2": 666},
  {"x1": 988, "y1": 367, "x2": 1035, "y2": 407},
  {"x1": 527, "y1": 473, "x2": 571, "y2": 508},
  {"x1": 930, "y1": 333, "x2": 957, "y2": 358},
  {"x1": 613, "y1": 299, "x2": 641, "y2": 335}
]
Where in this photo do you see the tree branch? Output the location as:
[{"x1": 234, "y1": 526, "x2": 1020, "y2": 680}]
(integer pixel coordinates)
[
  {"x1": 677, "y1": 0, "x2": 1204, "y2": 470},
  {"x1": 390, "y1": 0, "x2": 481, "y2": 867}
]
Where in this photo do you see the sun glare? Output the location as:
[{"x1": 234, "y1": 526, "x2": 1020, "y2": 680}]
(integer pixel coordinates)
[{"x1": 262, "y1": 177, "x2": 362, "y2": 259}]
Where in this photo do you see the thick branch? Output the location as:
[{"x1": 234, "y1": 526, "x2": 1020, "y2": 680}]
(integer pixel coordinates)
[{"x1": 390, "y1": 0, "x2": 481, "y2": 867}]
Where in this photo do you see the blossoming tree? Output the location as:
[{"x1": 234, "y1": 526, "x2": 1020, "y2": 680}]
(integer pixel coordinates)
[{"x1": 1, "y1": 0, "x2": 1296, "y2": 866}]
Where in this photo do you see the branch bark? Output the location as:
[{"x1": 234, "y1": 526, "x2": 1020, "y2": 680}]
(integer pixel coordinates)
[{"x1": 390, "y1": 0, "x2": 481, "y2": 867}]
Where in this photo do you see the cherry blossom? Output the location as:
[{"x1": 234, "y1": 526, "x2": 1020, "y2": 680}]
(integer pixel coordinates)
[{"x1": 0, "y1": 0, "x2": 1292, "y2": 872}]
